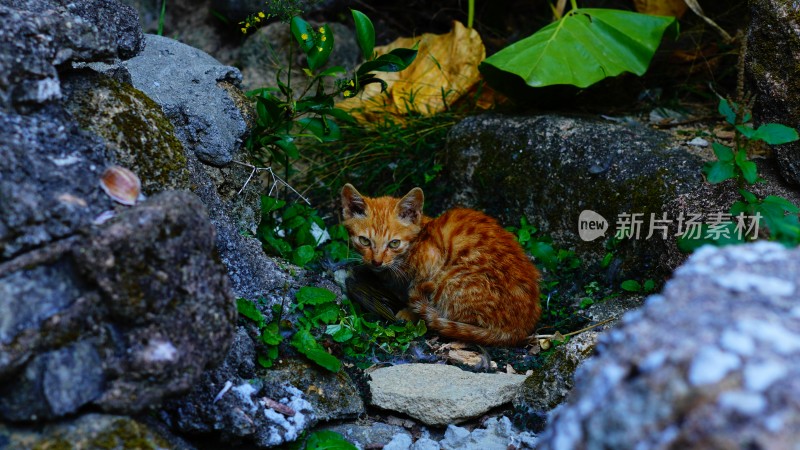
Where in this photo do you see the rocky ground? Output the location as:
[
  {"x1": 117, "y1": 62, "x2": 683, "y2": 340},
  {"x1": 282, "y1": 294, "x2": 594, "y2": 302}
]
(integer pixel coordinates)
[{"x1": 2, "y1": 0, "x2": 800, "y2": 449}]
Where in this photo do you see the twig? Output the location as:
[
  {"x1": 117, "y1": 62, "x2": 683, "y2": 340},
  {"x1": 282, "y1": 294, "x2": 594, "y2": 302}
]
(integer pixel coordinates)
[
  {"x1": 232, "y1": 160, "x2": 310, "y2": 205},
  {"x1": 531, "y1": 316, "x2": 618, "y2": 342}
]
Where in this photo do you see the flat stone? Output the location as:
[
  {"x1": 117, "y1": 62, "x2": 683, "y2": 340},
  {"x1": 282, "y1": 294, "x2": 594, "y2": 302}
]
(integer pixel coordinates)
[{"x1": 368, "y1": 363, "x2": 526, "y2": 426}]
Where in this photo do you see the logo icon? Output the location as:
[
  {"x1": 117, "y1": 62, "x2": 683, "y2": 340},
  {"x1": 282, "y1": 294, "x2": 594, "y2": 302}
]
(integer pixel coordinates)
[{"x1": 578, "y1": 210, "x2": 608, "y2": 241}]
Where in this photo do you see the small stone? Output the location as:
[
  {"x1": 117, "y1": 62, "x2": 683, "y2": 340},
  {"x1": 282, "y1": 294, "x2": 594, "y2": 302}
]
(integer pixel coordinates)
[
  {"x1": 384, "y1": 433, "x2": 413, "y2": 450},
  {"x1": 369, "y1": 364, "x2": 526, "y2": 426},
  {"x1": 687, "y1": 137, "x2": 709, "y2": 147}
]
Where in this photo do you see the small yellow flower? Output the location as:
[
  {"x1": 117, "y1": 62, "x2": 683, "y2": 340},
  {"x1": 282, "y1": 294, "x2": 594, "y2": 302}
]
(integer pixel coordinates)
[
  {"x1": 343, "y1": 90, "x2": 352, "y2": 97},
  {"x1": 318, "y1": 47, "x2": 323, "y2": 52},
  {"x1": 241, "y1": 27, "x2": 247, "y2": 33},
  {"x1": 319, "y1": 27, "x2": 325, "y2": 33},
  {"x1": 321, "y1": 35, "x2": 327, "y2": 42},
  {"x1": 348, "y1": 80, "x2": 355, "y2": 87},
  {"x1": 254, "y1": 16, "x2": 261, "y2": 22},
  {"x1": 301, "y1": 33, "x2": 309, "y2": 40},
  {"x1": 258, "y1": 12, "x2": 265, "y2": 18}
]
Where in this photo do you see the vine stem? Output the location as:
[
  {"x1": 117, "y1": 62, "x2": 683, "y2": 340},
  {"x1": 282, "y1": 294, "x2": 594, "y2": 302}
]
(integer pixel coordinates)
[{"x1": 232, "y1": 160, "x2": 310, "y2": 205}]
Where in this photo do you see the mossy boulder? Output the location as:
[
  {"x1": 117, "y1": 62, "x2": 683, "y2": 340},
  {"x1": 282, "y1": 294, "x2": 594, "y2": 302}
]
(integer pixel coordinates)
[
  {"x1": 441, "y1": 114, "x2": 704, "y2": 279},
  {"x1": 746, "y1": 0, "x2": 800, "y2": 186},
  {"x1": 62, "y1": 69, "x2": 190, "y2": 193},
  {"x1": 0, "y1": 414, "x2": 186, "y2": 450}
]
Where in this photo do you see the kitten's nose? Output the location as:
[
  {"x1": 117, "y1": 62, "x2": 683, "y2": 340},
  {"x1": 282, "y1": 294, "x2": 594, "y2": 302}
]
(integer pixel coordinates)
[{"x1": 372, "y1": 259, "x2": 383, "y2": 267}]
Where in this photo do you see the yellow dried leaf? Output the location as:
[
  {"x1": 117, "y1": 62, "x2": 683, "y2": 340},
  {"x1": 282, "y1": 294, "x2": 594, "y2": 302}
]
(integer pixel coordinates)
[
  {"x1": 633, "y1": 0, "x2": 687, "y2": 18},
  {"x1": 338, "y1": 21, "x2": 490, "y2": 122}
]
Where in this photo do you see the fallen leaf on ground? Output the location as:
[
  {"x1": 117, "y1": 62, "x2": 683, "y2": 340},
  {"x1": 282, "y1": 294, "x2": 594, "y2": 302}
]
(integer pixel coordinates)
[{"x1": 337, "y1": 21, "x2": 502, "y2": 122}]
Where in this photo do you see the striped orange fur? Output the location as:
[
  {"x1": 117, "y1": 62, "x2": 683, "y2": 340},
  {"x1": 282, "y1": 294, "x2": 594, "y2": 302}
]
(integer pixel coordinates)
[{"x1": 341, "y1": 184, "x2": 541, "y2": 346}]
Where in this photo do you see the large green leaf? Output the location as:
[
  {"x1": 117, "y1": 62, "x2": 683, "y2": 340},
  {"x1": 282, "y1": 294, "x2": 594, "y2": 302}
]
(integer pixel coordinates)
[
  {"x1": 480, "y1": 8, "x2": 677, "y2": 88},
  {"x1": 351, "y1": 9, "x2": 375, "y2": 60}
]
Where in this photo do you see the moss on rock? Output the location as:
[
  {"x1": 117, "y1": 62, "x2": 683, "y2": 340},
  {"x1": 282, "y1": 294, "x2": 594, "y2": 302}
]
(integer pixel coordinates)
[{"x1": 61, "y1": 69, "x2": 190, "y2": 194}]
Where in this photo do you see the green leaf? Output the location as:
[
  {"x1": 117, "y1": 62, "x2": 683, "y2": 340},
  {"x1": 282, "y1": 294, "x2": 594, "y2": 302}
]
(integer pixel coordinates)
[
  {"x1": 739, "y1": 189, "x2": 758, "y2": 204},
  {"x1": 261, "y1": 322, "x2": 283, "y2": 345},
  {"x1": 351, "y1": 9, "x2": 375, "y2": 60},
  {"x1": 290, "y1": 16, "x2": 315, "y2": 53},
  {"x1": 517, "y1": 228, "x2": 531, "y2": 244},
  {"x1": 643, "y1": 279, "x2": 656, "y2": 292},
  {"x1": 305, "y1": 430, "x2": 358, "y2": 450},
  {"x1": 621, "y1": 280, "x2": 642, "y2": 292},
  {"x1": 291, "y1": 329, "x2": 341, "y2": 372},
  {"x1": 712, "y1": 142, "x2": 734, "y2": 161},
  {"x1": 762, "y1": 195, "x2": 800, "y2": 213},
  {"x1": 291, "y1": 18, "x2": 334, "y2": 71},
  {"x1": 236, "y1": 298, "x2": 265, "y2": 325},
  {"x1": 357, "y1": 47, "x2": 418, "y2": 75},
  {"x1": 751, "y1": 123, "x2": 800, "y2": 145},
  {"x1": 718, "y1": 98, "x2": 737, "y2": 125},
  {"x1": 257, "y1": 353, "x2": 274, "y2": 368},
  {"x1": 703, "y1": 160, "x2": 735, "y2": 184},
  {"x1": 297, "y1": 117, "x2": 341, "y2": 142},
  {"x1": 735, "y1": 124, "x2": 756, "y2": 139},
  {"x1": 736, "y1": 156, "x2": 758, "y2": 184},
  {"x1": 308, "y1": 303, "x2": 341, "y2": 326},
  {"x1": 308, "y1": 24, "x2": 334, "y2": 71},
  {"x1": 318, "y1": 65, "x2": 346, "y2": 77},
  {"x1": 275, "y1": 138, "x2": 300, "y2": 159},
  {"x1": 297, "y1": 286, "x2": 337, "y2": 306},
  {"x1": 600, "y1": 252, "x2": 613, "y2": 268},
  {"x1": 291, "y1": 245, "x2": 316, "y2": 267},
  {"x1": 479, "y1": 8, "x2": 677, "y2": 89},
  {"x1": 327, "y1": 324, "x2": 355, "y2": 342}
]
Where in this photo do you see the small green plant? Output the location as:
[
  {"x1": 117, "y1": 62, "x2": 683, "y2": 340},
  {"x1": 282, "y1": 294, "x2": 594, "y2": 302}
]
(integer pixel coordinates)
[
  {"x1": 257, "y1": 195, "x2": 350, "y2": 267},
  {"x1": 508, "y1": 216, "x2": 580, "y2": 273},
  {"x1": 680, "y1": 97, "x2": 800, "y2": 251},
  {"x1": 241, "y1": 286, "x2": 427, "y2": 373},
  {"x1": 244, "y1": 10, "x2": 417, "y2": 181},
  {"x1": 620, "y1": 279, "x2": 656, "y2": 293},
  {"x1": 287, "y1": 430, "x2": 357, "y2": 450},
  {"x1": 236, "y1": 298, "x2": 284, "y2": 368},
  {"x1": 702, "y1": 98, "x2": 798, "y2": 184},
  {"x1": 157, "y1": 0, "x2": 167, "y2": 36}
]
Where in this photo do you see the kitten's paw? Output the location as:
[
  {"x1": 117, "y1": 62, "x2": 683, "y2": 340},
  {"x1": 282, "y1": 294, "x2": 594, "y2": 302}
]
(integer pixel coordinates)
[{"x1": 395, "y1": 308, "x2": 420, "y2": 322}]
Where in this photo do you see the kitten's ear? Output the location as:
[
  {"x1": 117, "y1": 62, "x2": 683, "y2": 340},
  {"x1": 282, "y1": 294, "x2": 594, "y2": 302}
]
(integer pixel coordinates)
[
  {"x1": 342, "y1": 183, "x2": 367, "y2": 219},
  {"x1": 397, "y1": 187, "x2": 424, "y2": 225}
]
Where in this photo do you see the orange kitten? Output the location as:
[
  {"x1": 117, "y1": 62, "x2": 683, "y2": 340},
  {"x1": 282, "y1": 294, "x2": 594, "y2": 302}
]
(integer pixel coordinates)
[{"x1": 341, "y1": 184, "x2": 541, "y2": 346}]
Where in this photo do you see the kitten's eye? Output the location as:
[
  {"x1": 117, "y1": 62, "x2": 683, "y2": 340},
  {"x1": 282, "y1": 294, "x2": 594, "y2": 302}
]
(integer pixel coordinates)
[
  {"x1": 388, "y1": 239, "x2": 401, "y2": 249},
  {"x1": 357, "y1": 236, "x2": 371, "y2": 246}
]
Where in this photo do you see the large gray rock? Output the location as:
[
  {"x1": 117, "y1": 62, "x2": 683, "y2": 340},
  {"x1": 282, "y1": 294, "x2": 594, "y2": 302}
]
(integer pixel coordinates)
[
  {"x1": 441, "y1": 114, "x2": 704, "y2": 279},
  {"x1": 747, "y1": 0, "x2": 800, "y2": 186},
  {"x1": 368, "y1": 364, "x2": 527, "y2": 426},
  {"x1": 0, "y1": 191, "x2": 235, "y2": 421},
  {"x1": 0, "y1": 105, "x2": 108, "y2": 260},
  {"x1": 122, "y1": 34, "x2": 247, "y2": 167},
  {"x1": 0, "y1": 0, "x2": 143, "y2": 109},
  {"x1": 110, "y1": 32, "x2": 287, "y2": 303},
  {"x1": 537, "y1": 242, "x2": 800, "y2": 449}
]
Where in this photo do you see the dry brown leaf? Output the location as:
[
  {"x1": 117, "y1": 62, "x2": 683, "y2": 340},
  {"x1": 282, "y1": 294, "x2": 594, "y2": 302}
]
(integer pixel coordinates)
[
  {"x1": 447, "y1": 348, "x2": 486, "y2": 368},
  {"x1": 337, "y1": 21, "x2": 490, "y2": 122},
  {"x1": 633, "y1": 0, "x2": 688, "y2": 18}
]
